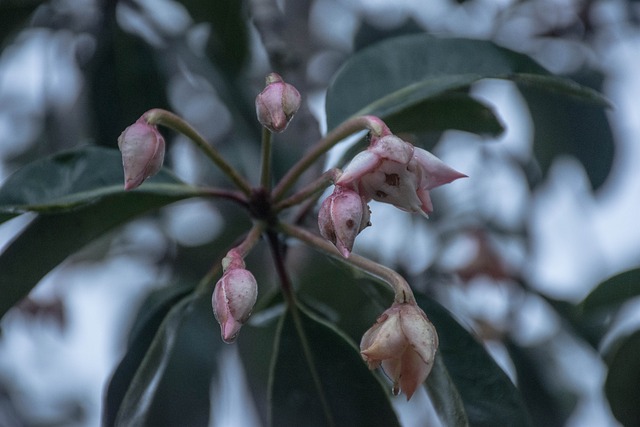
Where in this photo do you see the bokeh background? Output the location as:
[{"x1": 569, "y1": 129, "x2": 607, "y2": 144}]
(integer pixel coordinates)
[{"x1": 1, "y1": 0, "x2": 639, "y2": 426}]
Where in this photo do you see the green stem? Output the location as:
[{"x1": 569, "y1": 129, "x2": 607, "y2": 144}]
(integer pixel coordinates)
[
  {"x1": 274, "y1": 168, "x2": 341, "y2": 212},
  {"x1": 260, "y1": 127, "x2": 273, "y2": 189},
  {"x1": 194, "y1": 222, "x2": 265, "y2": 296},
  {"x1": 266, "y1": 231, "x2": 335, "y2": 427},
  {"x1": 144, "y1": 108, "x2": 253, "y2": 196},
  {"x1": 279, "y1": 223, "x2": 415, "y2": 304},
  {"x1": 271, "y1": 115, "x2": 390, "y2": 202}
]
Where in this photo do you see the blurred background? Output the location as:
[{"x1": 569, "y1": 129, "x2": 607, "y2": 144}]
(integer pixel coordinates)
[{"x1": 0, "y1": 0, "x2": 639, "y2": 426}]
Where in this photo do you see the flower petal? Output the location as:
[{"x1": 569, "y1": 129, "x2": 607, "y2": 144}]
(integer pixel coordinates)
[
  {"x1": 413, "y1": 147, "x2": 467, "y2": 190},
  {"x1": 337, "y1": 150, "x2": 381, "y2": 187}
]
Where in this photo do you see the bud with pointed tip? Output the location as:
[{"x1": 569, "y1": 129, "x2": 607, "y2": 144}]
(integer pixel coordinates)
[
  {"x1": 212, "y1": 262, "x2": 258, "y2": 343},
  {"x1": 118, "y1": 117, "x2": 165, "y2": 190},
  {"x1": 360, "y1": 302, "x2": 438, "y2": 400},
  {"x1": 318, "y1": 185, "x2": 370, "y2": 258},
  {"x1": 255, "y1": 73, "x2": 301, "y2": 133},
  {"x1": 337, "y1": 134, "x2": 466, "y2": 216}
]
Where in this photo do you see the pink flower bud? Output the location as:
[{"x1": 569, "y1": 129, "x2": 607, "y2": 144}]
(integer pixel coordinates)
[
  {"x1": 360, "y1": 302, "x2": 438, "y2": 400},
  {"x1": 255, "y1": 73, "x2": 301, "y2": 133},
  {"x1": 318, "y1": 185, "x2": 371, "y2": 258},
  {"x1": 337, "y1": 134, "x2": 466, "y2": 216},
  {"x1": 212, "y1": 267, "x2": 258, "y2": 343},
  {"x1": 117, "y1": 117, "x2": 165, "y2": 191}
]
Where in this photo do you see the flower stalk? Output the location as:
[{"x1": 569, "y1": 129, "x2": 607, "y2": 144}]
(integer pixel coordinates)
[
  {"x1": 279, "y1": 222, "x2": 416, "y2": 304},
  {"x1": 144, "y1": 109, "x2": 253, "y2": 196},
  {"x1": 271, "y1": 115, "x2": 391, "y2": 202}
]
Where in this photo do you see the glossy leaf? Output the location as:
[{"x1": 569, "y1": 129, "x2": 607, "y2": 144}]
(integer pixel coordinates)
[
  {"x1": 104, "y1": 283, "x2": 195, "y2": 426},
  {"x1": 0, "y1": 147, "x2": 206, "y2": 318},
  {"x1": 581, "y1": 268, "x2": 640, "y2": 314},
  {"x1": 416, "y1": 293, "x2": 533, "y2": 427},
  {"x1": 325, "y1": 34, "x2": 607, "y2": 134},
  {"x1": 518, "y1": 71, "x2": 614, "y2": 190},
  {"x1": 425, "y1": 353, "x2": 470, "y2": 427},
  {"x1": 114, "y1": 291, "x2": 221, "y2": 427},
  {"x1": 179, "y1": 0, "x2": 249, "y2": 74},
  {"x1": 604, "y1": 329, "x2": 640, "y2": 427},
  {"x1": 269, "y1": 305, "x2": 400, "y2": 427}
]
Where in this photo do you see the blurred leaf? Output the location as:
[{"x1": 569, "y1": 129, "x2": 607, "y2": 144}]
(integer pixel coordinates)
[
  {"x1": 325, "y1": 34, "x2": 607, "y2": 134},
  {"x1": 581, "y1": 268, "x2": 640, "y2": 313},
  {"x1": 269, "y1": 305, "x2": 400, "y2": 427},
  {"x1": 0, "y1": 146, "x2": 204, "y2": 221},
  {"x1": 416, "y1": 293, "x2": 533, "y2": 427},
  {"x1": 113, "y1": 291, "x2": 221, "y2": 427},
  {"x1": 385, "y1": 92, "x2": 504, "y2": 135},
  {"x1": 0, "y1": 1, "x2": 43, "y2": 48},
  {"x1": 178, "y1": 0, "x2": 249, "y2": 74},
  {"x1": 104, "y1": 283, "x2": 195, "y2": 426},
  {"x1": 505, "y1": 339, "x2": 576, "y2": 427},
  {"x1": 426, "y1": 353, "x2": 470, "y2": 427},
  {"x1": 332, "y1": 93, "x2": 503, "y2": 169},
  {"x1": 605, "y1": 329, "x2": 640, "y2": 427},
  {"x1": 0, "y1": 147, "x2": 207, "y2": 318},
  {"x1": 518, "y1": 70, "x2": 614, "y2": 190}
]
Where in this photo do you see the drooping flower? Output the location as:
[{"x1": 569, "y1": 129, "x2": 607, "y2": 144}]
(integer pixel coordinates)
[
  {"x1": 255, "y1": 73, "x2": 301, "y2": 133},
  {"x1": 318, "y1": 185, "x2": 371, "y2": 258},
  {"x1": 337, "y1": 134, "x2": 466, "y2": 216},
  {"x1": 360, "y1": 302, "x2": 438, "y2": 400},
  {"x1": 117, "y1": 117, "x2": 165, "y2": 190},
  {"x1": 212, "y1": 260, "x2": 258, "y2": 343}
]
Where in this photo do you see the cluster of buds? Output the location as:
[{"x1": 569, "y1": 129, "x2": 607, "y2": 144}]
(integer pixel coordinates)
[
  {"x1": 319, "y1": 123, "x2": 466, "y2": 257},
  {"x1": 211, "y1": 250, "x2": 258, "y2": 343},
  {"x1": 117, "y1": 73, "x2": 459, "y2": 401},
  {"x1": 360, "y1": 302, "x2": 438, "y2": 400}
]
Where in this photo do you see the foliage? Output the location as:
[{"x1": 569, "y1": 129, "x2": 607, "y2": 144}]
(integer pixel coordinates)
[{"x1": 0, "y1": 1, "x2": 635, "y2": 426}]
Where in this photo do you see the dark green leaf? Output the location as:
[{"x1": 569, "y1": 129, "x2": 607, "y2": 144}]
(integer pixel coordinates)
[
  {"x1": 0, "y1": 1, "x2": 42, "y2": 49},
  {"x1": 332, "y1": 93, "x2": 503, "y2": 170},
  {"x1": 325, "y1": 34, "x2": 612, "y2": 190},
  {"x1": 505, "y1": 339, "x2": 576, "y2": 427},
  {"x1": 0, "y1": 147, "x2": 206, "y2": 318},
  {"x1": 178, "y1": 0, "x2": 249, "y2": 74},
  {"x1": 114, "y1": 291, "x2": 221, "y2": 427},
  {"x1": 425, "y1": 353, "x2": 470, "y2": 427},
  {"x1": 518, "y1": 71, "x2": 614, "y2": 190},
  {"x1": 269, "y1": 305, "x2": 400, "y2": 427},
  {"x1": 582, "y1": 268, "x2": 640, "y2": 313},
  {"x1": 104, "y1": 284, "x2": 195, "y2": 426},
  {"x1": 605, "y1": 329, "x2": 640, "y2": 426},
  {"x1": 0, "y1": 146, "x2": 204, "y2": 221},
  {"x1": 416, "y1": 293, "x2": 533, "y2": 427},
  {"x1": 385, "y1": 92, "x2": 504, "y2": 136}
]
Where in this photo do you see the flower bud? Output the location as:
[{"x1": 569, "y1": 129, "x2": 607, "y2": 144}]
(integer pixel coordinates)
[
  {"x1": 255, "y1": 73, "x2": 301, "y2": 133},
  {"x1": 318, "y1": 185, "x2": 371, "y2": 258},
  {"x1": 212, "y1": 267, "x2": 258, "y2": 343},
  {"x1": 360, "y1": 302, "x2": 438, "y2": 400},
  {"x1": 118, "y1": 117, "x2": 165, "y2": 190}
]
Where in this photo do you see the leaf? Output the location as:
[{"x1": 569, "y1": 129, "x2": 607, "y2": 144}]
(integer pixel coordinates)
[
  {"x1": 416, "y1": 293, "x2": 533, "y2": 427},
  {"x1": 104, "y1": 283, "x2": 195, "y2": 426},
  {"x1": 325, "y1": 34, "x2": 607, "y2": 134},
  {"x1": 113, "y1": 291, "x2": 221, "y2": 427},
  {"x1": 0, "y1": 146, "x2": 203, "y2": 221},
  {"x1": 604, "y1": 329, "x2": 640, "y2": 427},
  {"x1": 179, "y1": 0, "x2": 249, "y2": 74},
  {"x1": 581, "y1": 268, "x2": 640, "y2": 313},
  {"x1": 518, "y1": 70, "x2": 614, "y2": 190},
  {"x1": 0, "y1": 147, "x2": 206, "y2": 318},
  {"x1": 269, "y1": 305, "x2": 400, "y2": 427},
  {"x1": 425, "y1": 353, "x2": 470, "y2": 427}
]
